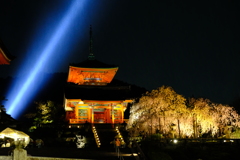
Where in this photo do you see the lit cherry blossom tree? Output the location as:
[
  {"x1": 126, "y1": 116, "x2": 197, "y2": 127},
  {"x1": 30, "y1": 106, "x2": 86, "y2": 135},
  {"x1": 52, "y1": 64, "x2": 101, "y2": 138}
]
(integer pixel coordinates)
[
  {"x1": 187, "y1": 98, "x2": 217, "y2": 138},
  {"x1": 188, "y1": 98, "x2": 240, "y2": 138},
  {"x1": 212, "y1": 103, "x2": 240, "y2": 137},
  {"x1": 127, "y1": 86, "x2": 240, "y2": 139},
  {"x1": 127, "y1": 86, "x2": 188, "y2": 138}
]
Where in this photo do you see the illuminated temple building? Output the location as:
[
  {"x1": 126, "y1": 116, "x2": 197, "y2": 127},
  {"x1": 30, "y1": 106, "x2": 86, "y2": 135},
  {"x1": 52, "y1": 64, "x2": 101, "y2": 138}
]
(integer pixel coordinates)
[
  {"x1": 64, "y1": 27, "x2": 143, "y2": 124},
  {"x1": 0, "y1": 39, "x2": 14, "y2": 65}
]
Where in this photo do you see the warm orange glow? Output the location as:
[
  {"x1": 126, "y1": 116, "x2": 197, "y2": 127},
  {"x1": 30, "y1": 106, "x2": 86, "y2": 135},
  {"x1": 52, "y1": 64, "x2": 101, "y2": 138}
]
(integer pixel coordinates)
[
  {"x1": 65, "y1": 60, "x2": 132, "y2": 124},
  {"x1": 66, "y1": 99, "x2": 130, "y2": 124},
  {"x1": 67, "y1": 66, "x2": 118, "y2": 85}
]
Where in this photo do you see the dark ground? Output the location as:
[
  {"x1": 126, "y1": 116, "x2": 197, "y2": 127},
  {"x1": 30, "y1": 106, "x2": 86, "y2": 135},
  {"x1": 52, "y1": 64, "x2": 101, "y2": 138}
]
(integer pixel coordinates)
[
  {"x1": 0, "y1": 146, "x2": 134, "y2": 160},
  {"x1": 1, "y1": 124, "x2": 240, "y2": 160},
  {"x1": 141, "y1": 139, "x2": 240, "y2": 160},
  {"x1": 1, "y1": 139, "x2": 240, "y2": 160}
]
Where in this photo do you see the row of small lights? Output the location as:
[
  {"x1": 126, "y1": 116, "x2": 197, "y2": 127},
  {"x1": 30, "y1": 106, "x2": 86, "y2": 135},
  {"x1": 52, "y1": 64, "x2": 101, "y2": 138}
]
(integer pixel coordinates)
[
  {"x1": 171, "y1": 139, "x2": 234, "y2": 143},
  {"x1": 68, "y1": 125, "x2": 81, "y2": 128},
  {"x1": 92, "y1": 126, "x2": 101, "y2": 147},
  {"x1": 115, "y1": 126, "x2": 125, "y2": 145},
  {"x1": 224, "y1": 140, "x2": 234, "y2": 142}
]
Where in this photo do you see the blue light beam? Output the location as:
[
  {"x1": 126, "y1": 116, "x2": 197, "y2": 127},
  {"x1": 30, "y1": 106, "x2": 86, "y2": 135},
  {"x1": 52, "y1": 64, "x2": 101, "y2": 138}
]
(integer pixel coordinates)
[{"x1": 5, "y1": 1, "x2": 87, "y2": 118}]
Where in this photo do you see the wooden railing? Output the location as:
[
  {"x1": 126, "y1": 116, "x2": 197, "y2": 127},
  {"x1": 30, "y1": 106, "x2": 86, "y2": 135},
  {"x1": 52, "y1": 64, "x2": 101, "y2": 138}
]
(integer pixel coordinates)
[
  {"x1": 69, "y1": 119, "x2": 126, "y2": 124},
  {"x1": 69, "y1": 119, "x2": 86, "y2": 124}
]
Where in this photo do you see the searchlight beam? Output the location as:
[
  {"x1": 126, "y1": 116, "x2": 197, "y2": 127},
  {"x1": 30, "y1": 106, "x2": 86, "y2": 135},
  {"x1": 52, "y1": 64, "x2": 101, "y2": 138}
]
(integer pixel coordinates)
[{"x1": 5, "y1": 1, "x2": 87, "y2": 118}]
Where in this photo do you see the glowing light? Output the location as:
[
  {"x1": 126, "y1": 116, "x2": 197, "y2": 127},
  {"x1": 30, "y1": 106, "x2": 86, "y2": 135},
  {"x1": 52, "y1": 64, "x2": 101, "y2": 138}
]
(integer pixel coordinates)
[
  {"x1": 4, "y1": 1, "x2": 87, "y2": 119},
  {"x1": 79, "y1": 101, "x2": 84, "y2": 104},
  {"x1": 173, "y1": 139, "x2": 178, "y2": 143}
]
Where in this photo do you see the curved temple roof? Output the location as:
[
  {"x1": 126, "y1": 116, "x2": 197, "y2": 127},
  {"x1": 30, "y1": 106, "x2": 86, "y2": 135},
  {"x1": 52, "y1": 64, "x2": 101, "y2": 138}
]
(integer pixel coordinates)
[
  {"x1": 0, "y1": 39, "x2": 14, "y2": 65},
  {"x1": 71, "y1": 59, "x2": 117, "y2": 68},
  {"x1": 67, "y1": 65, "x2": 118, "y2": 85},
  {"x1": 67, "y1": 26, "x2": 118, "y2": 85}
]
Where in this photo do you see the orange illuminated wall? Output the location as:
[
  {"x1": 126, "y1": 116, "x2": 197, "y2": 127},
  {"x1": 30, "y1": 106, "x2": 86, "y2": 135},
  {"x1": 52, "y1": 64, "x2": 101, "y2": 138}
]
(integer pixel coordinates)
[
  {"x1": 67, "y1": 66, "x2": 118, "y2": 85},
  {"x1": 65, "y1": 99, "x2": 132, "y2": 124}
]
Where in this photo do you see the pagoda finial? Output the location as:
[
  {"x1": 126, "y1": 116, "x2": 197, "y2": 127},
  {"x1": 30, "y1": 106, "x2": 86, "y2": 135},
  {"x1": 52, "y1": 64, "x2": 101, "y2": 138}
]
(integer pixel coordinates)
[{"x1": 88, "y1": 25, "x2": 95, "y2": 60}]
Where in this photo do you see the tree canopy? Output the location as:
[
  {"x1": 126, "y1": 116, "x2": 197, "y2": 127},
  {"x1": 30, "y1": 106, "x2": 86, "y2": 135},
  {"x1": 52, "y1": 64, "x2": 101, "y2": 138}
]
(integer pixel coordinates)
[
  {"x1": 127, "y1": 86, "x2": 240, "y2": 138},
  {"x1": 24, "y1": 100, "x2": 65, "y2": 130}
]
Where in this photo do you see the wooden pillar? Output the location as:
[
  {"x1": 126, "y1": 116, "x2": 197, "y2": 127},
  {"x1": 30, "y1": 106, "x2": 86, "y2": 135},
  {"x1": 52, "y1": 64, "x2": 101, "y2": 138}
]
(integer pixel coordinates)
[
  {"x1": 121, "y1": 107, "x2": 124, "y2": 123},
  {"x1": 106, "y1": 108, "x2": 110, "y2": 123},
  {"x1": 111, "y1": 105, "x2": 114, "y2": 124},
  {"x1": 75, "y1": 106, "x2": 78, "y2": 121},
  {"x1": 88, "y1": 107, "x2": 91, "y2": 123},
  {"x1": 91, "y1": 107, "x2": 94, "y2": 123}
]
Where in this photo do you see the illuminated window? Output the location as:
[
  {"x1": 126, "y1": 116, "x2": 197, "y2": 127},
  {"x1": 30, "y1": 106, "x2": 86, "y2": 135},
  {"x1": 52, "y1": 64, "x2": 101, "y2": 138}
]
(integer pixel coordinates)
[
  {"x1": 79, "y1": 118, "x2": 88, "y2": 119},
  {"x1": 78, "y1": 109, "x2": 88, "y2": 116},
  {"x1": 84, "y1": 78, "x2": 102, "y2": 81}
]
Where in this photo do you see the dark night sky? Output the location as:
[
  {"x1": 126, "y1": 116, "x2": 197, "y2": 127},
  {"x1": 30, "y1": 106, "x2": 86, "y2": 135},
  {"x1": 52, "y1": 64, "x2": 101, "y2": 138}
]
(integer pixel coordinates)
[{"x1": 0, "y1": 0, "x2": 240, "y2": 105}]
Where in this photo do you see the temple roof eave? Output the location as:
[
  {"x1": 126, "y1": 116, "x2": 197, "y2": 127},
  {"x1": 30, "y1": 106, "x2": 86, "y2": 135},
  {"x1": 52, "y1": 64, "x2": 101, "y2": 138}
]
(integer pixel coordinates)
[
  {"x1": 65, "y1": 97, "x2": 131, "y2": 101},
  {"x1": 69, "y1": 66, "x2": 119, "y2": 70},
  {"x1": 65, "y1": 99, "x2": 132, "y2": 103},
  {"x1": 64, "y1": 84, "x2": 134, "y2": 100},
  {"x1": 70, "y1": 59, "x2": 118, "y2": 69}
]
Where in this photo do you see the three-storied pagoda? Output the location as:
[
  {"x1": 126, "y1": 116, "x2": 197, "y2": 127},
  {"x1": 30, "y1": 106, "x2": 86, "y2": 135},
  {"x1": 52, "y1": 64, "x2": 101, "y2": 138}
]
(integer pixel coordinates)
[{"x1": 64, "y1": 27, "x2": 133, "y2": 124}]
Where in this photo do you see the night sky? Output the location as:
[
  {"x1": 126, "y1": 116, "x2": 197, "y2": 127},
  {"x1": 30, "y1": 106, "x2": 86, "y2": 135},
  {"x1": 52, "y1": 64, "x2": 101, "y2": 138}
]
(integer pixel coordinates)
[{"x1": 1, "y1": 0, "x2": 240, "y2": 105}]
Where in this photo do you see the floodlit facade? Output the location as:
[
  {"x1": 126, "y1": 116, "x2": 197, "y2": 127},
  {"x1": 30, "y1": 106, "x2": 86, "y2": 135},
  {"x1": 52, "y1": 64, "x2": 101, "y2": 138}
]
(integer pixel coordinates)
[{"x1": 64, "y1": 27, "x2": 133, "y2": 124}]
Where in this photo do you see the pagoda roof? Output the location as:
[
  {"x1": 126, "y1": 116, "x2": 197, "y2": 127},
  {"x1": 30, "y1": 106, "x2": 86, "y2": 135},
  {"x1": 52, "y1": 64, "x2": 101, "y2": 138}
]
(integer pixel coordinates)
[
  {"x1": 0, "y1": 39, "x2": 15, "y2": 65},
  {"x1": 70, "y1": 59, "x2": 117, "y2": 69},
  {"x1": 64, "y1": 83, "x2": 133, "y2": 101}
]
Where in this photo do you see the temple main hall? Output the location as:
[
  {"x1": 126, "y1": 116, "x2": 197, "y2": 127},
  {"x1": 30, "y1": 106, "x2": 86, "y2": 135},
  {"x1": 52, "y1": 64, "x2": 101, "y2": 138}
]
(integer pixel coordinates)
[{"x1": 63, "y1": 27, "x2": 141, "y2": 124}]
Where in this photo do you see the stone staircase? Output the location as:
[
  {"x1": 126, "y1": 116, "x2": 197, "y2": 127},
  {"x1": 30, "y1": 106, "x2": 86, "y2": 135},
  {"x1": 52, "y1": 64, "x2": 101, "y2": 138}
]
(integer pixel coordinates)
[
  {"x1": 94, "y1": 124, "x2": 116, "y2": 148},
  {"x1": 91, "y1": 124, "x2": 135, "y2": 160}
]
